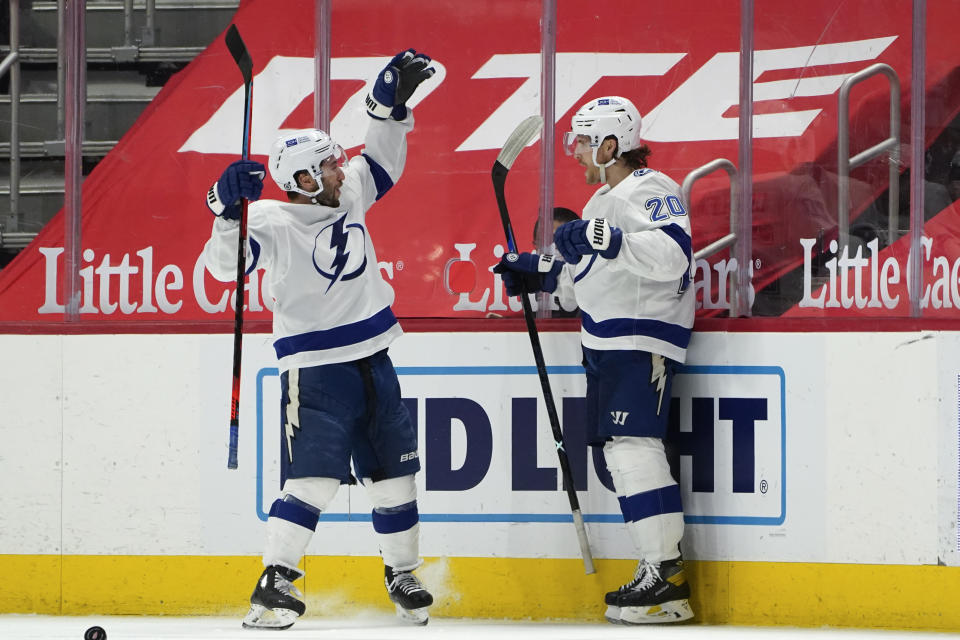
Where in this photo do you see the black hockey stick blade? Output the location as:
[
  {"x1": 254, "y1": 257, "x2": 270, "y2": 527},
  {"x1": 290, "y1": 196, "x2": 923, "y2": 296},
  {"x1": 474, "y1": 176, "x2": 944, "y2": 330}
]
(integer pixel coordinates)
[{"x1": 225, "y1": 25, "x2": 253, "y2": 85}]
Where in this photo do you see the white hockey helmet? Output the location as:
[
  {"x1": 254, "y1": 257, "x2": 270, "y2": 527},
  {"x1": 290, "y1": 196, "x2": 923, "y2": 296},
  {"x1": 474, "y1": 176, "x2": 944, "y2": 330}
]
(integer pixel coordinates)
[
  {"x1": 267, "y1": 129, "x2": 348, "y2": 198},
  {"x1": 563, "y1": 96, "x2": 643, "y2": 158}
]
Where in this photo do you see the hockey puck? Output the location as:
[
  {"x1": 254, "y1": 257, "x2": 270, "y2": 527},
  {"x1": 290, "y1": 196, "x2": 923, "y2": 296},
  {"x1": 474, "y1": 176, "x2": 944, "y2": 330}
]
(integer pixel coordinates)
[{"x1": 84, "y1": 626, "x2": 106, "y2": 640}]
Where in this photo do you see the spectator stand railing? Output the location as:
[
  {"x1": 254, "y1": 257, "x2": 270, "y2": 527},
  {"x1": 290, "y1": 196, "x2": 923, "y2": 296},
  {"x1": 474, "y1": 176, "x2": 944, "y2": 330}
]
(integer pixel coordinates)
[
  {"x1": 681, "y1": 158, "x2": 741, "y2": 315},
  {"x1": 837, "y1": 63, "x2": 901, "y2": 249}
]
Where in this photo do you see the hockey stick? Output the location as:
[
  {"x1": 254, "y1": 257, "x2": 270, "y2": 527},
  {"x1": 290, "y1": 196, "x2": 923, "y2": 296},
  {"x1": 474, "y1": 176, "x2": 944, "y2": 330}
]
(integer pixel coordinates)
[
  {"x1": 225, "y1": 24, "x2": 253, "y2": 470},
  {"x1": 492, "y1": 115, "x2": 595, "y2": 574}
]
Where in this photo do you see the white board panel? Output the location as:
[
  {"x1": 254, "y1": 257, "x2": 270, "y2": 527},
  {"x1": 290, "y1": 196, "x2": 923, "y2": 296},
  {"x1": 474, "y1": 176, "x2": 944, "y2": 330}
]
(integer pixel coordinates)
[{"x1": 0, "y1": 330, "x2": 952, "y2": 564}]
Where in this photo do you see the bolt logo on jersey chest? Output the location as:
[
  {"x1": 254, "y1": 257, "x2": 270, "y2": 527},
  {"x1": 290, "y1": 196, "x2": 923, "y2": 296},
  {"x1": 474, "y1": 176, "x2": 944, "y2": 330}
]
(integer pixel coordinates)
[{"x1": 313, "y1": 213, "x2": 368, "y2": 291}]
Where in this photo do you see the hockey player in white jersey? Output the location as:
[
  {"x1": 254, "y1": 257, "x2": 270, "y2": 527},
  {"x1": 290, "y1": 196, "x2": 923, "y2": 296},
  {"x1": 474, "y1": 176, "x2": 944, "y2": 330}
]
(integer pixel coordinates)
[
  {"x1": 495, "y1": 96, "x2": 695, "y2": 625},
  {"x1": 203, "y1": 49, "x2": 436, "y2": 629}
]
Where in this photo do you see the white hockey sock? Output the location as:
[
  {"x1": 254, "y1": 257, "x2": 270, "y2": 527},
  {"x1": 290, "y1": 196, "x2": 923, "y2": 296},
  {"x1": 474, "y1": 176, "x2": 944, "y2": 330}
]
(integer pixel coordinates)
[
  {"x1": 263, "y1": 476, "x2": 339, "y2": 569},
  {"x1": 377, "y1": 521, "x2": 420, "y2": 570},
  {"x1": 264, "y1": 514, "x2": 314, "y2": 570},
  {"x1": 604, "y1": 436, "x2": 684, "y2": 563}
]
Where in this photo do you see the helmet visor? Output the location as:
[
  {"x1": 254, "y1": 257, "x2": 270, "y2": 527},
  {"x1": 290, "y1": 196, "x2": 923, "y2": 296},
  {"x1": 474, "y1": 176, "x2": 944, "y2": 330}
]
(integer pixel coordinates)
[
  {"x1": 563, "y1": 132, "x2": 591, "y2": 156},
  {"x1": 316, "y1": 144, "x2": 348, "y2": 178}
]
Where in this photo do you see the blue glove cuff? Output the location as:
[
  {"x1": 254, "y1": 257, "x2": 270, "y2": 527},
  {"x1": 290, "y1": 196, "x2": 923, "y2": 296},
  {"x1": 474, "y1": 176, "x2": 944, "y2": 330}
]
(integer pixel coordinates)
[
  {"x1": 538, "y1": 255, "x2": 562, "y2": 293},
  {"x1": 365, "y1": 91, "x2": 394, "y2": 119},
  {"x1": 206, "y1": 182, "x2": 227, "y2": 216},
  {"x1": 599, "y1": 226, "x2": 622, "y2": 259},
  {"x1": 365, "y1": 91, "x2": 409, "y2": 121},
  {"x1": 206, "y1": 181, "x2": 241, "y2": 220}
]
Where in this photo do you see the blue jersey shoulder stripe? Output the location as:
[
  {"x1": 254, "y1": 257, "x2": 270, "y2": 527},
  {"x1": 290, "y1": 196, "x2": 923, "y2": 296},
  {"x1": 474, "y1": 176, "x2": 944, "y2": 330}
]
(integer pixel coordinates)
[
  {"x1": 362, "y1": 153, "x2": 395, "y2": 201},
  {"x1": 273, "y1": 306, "x2": 398, "y2": 359},
  {"x1": 581, "y1": 312, "x2": 691, "y2": 349}
]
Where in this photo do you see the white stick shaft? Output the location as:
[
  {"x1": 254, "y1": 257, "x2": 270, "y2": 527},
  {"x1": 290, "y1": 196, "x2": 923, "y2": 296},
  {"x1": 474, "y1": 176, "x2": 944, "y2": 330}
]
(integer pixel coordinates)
[{"x1": 572, "y1": 509, "x2": 595, "y2": 574}]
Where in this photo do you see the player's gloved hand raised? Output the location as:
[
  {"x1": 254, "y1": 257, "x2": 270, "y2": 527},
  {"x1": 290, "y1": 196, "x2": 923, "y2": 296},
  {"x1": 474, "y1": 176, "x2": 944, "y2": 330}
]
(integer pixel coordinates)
[
  {"x1": 206, "y1": 159, "x2": 266, "y2": 221},
  {"x1": 493, "y1": 252, "x2": 563, "y2": 296},
  {"x1": 366, "y1": 49, "x2": 436, "y2": 121},
  {"x1": 553, "y1": 217, "x2": 623, "y2": 264}
]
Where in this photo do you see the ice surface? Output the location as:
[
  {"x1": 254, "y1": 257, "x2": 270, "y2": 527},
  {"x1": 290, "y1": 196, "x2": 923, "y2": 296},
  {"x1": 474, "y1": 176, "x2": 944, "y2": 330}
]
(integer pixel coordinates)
[{"x1": 0, "y1": 615, "x2": 953, "y2": 640}]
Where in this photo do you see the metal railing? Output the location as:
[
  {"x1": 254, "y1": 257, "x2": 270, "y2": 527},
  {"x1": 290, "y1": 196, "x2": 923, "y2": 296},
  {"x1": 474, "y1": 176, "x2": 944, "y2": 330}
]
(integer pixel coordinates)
[
  {"x1": 117, "y1": 0, "x2": 158, "y2": 61},
  {"x1": 0, "y1": 232, "x2": 37, "y2": 250},
  {"x1": 681, "y1": 158, "x2": 740, "y2": 313},
  {"x1": 837, "y1": 63, "x2": 901, "y2": 249},
  {"x1": 1, "y1": 0, "x2": 21, "y2": 239},
  {"x1": 124, "y1": 0, "x2": 158, "y2": 47},
  {"x1": 1, "y1": 0, "x2": 213, "y2": 253},
  {"x1": 12, "y1": 45, "x2": 205, "y2": 63},
  {"x1": 682, "y1": 158, "x2": 740, "y2": 262}
]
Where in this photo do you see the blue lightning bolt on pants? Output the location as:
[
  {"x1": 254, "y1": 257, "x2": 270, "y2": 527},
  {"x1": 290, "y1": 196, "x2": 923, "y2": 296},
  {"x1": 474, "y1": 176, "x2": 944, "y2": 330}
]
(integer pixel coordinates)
[{"x1": 582, "y1": 347, "x2": 680, "y2": 446}]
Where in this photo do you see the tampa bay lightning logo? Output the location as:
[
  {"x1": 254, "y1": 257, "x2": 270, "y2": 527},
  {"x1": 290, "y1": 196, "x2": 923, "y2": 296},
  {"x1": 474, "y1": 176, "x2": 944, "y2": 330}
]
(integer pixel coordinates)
[{"x1": 313, "y1": 214, "x2": 367, "y2": 292}]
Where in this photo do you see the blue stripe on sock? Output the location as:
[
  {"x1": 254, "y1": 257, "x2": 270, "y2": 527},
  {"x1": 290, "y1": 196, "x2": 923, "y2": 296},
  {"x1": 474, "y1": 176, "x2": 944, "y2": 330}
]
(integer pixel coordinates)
[
  {"x1": 617, "y1": 484, "x2": 683, "y2": 523},
  {"x1": 283, "y1": 494, "x2": 322, "y2": 516},
  {"x1": 371, "y1": 502, "x2": 419, "y2": 534},
  {"x1": 269, "y1": 498, "x2": 320, "y2": 531}
]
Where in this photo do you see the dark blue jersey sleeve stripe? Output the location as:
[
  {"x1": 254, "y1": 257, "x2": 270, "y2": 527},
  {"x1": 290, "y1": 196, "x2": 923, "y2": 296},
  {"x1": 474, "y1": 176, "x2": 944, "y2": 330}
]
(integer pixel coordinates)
[
  {"x1": 244, "y1": 236, "x2": 262, "y2": 276},
  {"x1": 658, "y1": 223, "x2": 692, "y2": 292},
  {"x1": 362, "y1": 153, "x2": 395, "y2": 201},
  {"x1": 573, "y1": 253, "x2": 598, "y2": 283},
  {"x1": 659, "y1": 223, "x2": 692, "y2": 264}
]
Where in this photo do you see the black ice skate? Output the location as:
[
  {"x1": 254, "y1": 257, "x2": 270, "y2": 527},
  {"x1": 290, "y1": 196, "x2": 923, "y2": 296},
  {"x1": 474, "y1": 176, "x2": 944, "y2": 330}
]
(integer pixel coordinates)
[
  {"x1": 604, "y1": 556, "x2": 694, "y2": 625},
  {"x1": 241, "y1": 564, "x2": 306, "y2": 630},
  {"x1": 385, "y1": 565, "x2": 433, "y2": 625}
]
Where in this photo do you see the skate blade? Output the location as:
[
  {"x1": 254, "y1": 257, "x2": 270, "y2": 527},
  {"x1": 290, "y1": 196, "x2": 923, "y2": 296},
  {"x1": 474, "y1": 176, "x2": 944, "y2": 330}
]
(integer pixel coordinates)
[
  {"x1": 241, "y1": 603, "x2": 300, "y2": 630},
  {"x1": 604, "y1": 605, "x2": 623, "y2": 625},
  {"x1": 394, "y1": 603, "x2": 430, "y2": 625},
  {"x1": 620, "y1": 598, "x2": 694, "y2": 625}
]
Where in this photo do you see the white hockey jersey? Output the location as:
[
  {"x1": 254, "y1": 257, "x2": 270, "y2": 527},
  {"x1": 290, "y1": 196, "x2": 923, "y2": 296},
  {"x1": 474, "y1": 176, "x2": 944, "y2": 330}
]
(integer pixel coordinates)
[
  {"x1": 557, "y1": 168, "x2": 695, "y2": 363},
  {"x1": 203, "y1": 114, "x2": 414, "y2": 372}
]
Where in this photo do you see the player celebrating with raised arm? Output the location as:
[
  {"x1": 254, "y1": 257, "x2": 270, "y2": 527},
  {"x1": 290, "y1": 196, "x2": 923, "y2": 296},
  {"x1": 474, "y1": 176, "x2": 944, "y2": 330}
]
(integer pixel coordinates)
[
  {"x1": 202, "y1": 49, "x2": 436, "y2": 629},
  {"x1": 494, "y1": 96, "x2": 695, "y2": 625}
]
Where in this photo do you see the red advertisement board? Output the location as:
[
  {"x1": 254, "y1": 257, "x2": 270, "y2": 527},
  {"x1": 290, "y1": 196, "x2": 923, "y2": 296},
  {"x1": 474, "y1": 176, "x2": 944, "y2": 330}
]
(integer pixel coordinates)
[{"x1": 0, "y1": 0, "x2": 957, "y2": 324}]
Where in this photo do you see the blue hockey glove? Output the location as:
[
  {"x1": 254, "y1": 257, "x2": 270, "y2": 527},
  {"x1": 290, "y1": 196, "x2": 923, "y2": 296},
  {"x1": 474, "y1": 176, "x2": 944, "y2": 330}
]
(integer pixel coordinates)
[
  {"x1": 553, "y1": 217, "x2": 623, "y2": 264},
  {"x1": 206, "y1": 159, "x2": 266, "y2": 220},
  {"x1": 493, "y1": 252, "x2": 563, "y2": 296},
  {"x1": 365, "y1": 49, "x2": 436, "y2": 121}
]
